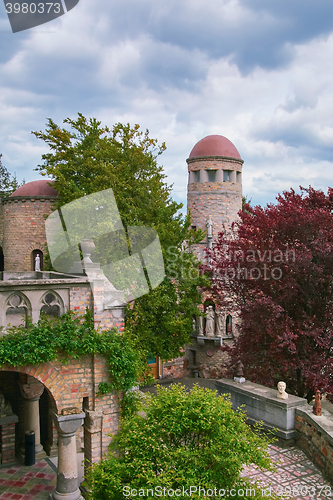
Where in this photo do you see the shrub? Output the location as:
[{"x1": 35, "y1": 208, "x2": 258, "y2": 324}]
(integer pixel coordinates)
[{"x1": 84, "y1": 384, "x2": 275, "y2": 499}]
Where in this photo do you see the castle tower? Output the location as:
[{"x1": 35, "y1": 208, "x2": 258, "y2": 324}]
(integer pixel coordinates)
[
  {"x1": 1, "y1": 180, "x2": 58, "y2": 271},
  {"x1": 187, "y1": 134, "x2": 243, "y2": 245}
]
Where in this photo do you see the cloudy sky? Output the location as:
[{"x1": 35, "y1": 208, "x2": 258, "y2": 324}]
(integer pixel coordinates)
[{"x1": 1, "y1": 0, "x2": 333, "y2": 211}]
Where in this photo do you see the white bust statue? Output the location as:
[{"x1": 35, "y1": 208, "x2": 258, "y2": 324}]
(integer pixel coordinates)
[{"x1": 277, "y1": 381, "x2": 288, "y2": 400}]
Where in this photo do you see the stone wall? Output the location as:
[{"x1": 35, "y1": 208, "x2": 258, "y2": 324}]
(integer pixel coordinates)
[
  {"x1": 186, "y1": 338, "x2": 233, "y2": 379},
  {"x1": 295, "y1": 406, "x2": 333, "y2": 484},
  {"x1": 2, "y1": 196, "x2": 56, "y2": 271}
]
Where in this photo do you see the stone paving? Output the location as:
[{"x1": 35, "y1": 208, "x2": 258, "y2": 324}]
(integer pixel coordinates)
[
  {"x1": 0, "y1": 460, "x2": 56, "y2": 499},
  {"x1": 243, "y1": 444, "x2": 332, "y2": 499},
  {"x1": 0, "y1": 443, "x2": 330, "y2": 499},
  {"x1": 0, "y1": 373, "x2": 331, "y2": 499}
]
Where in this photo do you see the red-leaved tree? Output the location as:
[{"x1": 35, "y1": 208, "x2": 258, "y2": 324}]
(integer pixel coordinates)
[{"x1": 205, "y1": 187, "x2": 333, "y2": 400}]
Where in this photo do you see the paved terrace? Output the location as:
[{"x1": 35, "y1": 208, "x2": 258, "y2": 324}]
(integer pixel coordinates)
[{"x1": 0, "y1": 378, "x2": 330, "y2": 499}]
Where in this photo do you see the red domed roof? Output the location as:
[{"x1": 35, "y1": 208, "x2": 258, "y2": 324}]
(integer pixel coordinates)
[
  {"x1": 189, "y1": 135, "x2": 241, "y2": 159},
  {"x1": 10, "y1": 179, "x2": 58, "y2": 198}
]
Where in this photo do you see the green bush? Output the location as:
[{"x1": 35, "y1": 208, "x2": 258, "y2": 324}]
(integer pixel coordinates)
[
  {"x1": 1, "y1": 310, "x2": 142, "y2": 394},
  {"x1": 84, "y1": 384, "x2": 275, "y2": 499}
]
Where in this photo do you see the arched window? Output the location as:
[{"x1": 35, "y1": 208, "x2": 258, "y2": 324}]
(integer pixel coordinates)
[
  {"x1": 40, "y1": 292, "x2": 61, "y2": 318},
  {"x1": 32, "y1": 249, "x2": 43, "y2": 271},
  {"x1": 0, "y1": 247, "x2": 4, "y2": 272},
  {"x1": 5, "y1": 293, "x2": 29, "y2": 328},
  {"x1": 226, "y1": 314, "x2": 232, "y2": 336}
]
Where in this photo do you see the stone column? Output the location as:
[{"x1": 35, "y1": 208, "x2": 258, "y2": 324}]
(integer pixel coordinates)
[
  {"x1": 18, "y1": 376, "x2": 45, "y2": 455},
  {"x1": 51, "y1": 410, "x2": 85, "y2": 500},
  {"x1": 83, "y1": 410, "x2": 103, "y2": 476}
]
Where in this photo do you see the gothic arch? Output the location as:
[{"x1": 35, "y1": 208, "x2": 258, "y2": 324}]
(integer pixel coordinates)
[
  {"x1": 39, "y1": 290, "x2": 64, "y2": 318},
  {"x1": 5, "y1": 291, "x2": 31, "y2": 328}
]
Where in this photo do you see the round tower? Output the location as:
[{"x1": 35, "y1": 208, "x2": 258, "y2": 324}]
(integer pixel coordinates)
[
  {"x1": 187, "y1": 134, "x2": 243, "y2": 239},
  {"x1": 2, "y1": 180, "x2": 58, "y2": 271}
]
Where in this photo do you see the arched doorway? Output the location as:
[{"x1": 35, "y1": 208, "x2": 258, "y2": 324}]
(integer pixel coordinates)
[{"x1": 0, "y1": 371, "x2": 57, "y2": 463}]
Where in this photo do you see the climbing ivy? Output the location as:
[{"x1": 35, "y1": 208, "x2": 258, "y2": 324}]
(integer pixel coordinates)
[{"x1": 0, "y1": 310, "x2": 142, "y2": 394}]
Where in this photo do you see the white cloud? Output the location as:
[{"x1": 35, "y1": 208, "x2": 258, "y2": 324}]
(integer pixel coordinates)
[{"x1": 1, "y1": 0, "x2": 333, "y2": 213}]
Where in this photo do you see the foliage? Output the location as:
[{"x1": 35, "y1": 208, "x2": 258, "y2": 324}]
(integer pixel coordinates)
[
  {"x1": 2, "y1": 310, "x2": 141, "y2": 393},
  {"x1": 84, "y1": 384, "x2": 274, "y2": 500},
  {"x1": 33, "y1": 115, "x2": 178, "y2": 236},
  {"x1": 120, "y1": 387, "x2": 145, "y2": 419},
  {"x1": 205, "y1": 186, "x2": 333, "y2": 399},
  {"x1": 33, "y1": 114, "x2": 208, "y2": 359},
  {"x1": 126, "y1": 239, "x2": 210, "y2": 361},
  {"x1": 0, "y1": 154, "x2": 22, "y2": 196}
]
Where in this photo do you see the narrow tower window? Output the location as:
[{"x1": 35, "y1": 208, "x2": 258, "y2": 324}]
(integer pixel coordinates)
[
  {"x1": 223, "y1": 170, "x2": 231, "y2": 182},
  {"x1": 193, "y1": 170, "x2": 200, "y2": 182},
  {"x1": 207, "y1": 170, "x2": 216, "y2": 182}
]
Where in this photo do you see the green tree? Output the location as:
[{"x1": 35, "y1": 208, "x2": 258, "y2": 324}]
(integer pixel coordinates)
[
  {"x1": 33, "y1": 114, "x2": 207, "y2": 360},
  {"x1": 0, "y1": 154, "x2": 21, "y2": 196},
  {"x1": 84, "y1": 384, "x2": 274, "y2": 500},
  {"x1": 126, "y1": 242, "x2": 209, "y2": 361}
]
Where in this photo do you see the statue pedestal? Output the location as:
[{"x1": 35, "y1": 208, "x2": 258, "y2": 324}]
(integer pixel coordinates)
[{"x1": 0, "y1": 414, "x2": 19, "y2": 464}]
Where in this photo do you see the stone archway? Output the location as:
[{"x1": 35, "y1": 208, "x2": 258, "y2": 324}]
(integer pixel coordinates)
[
  {"x1": 0, "y1": 369, "x2": 57, "y2": 463},
  {"x1": 0, "y1": 353, "x2": 118, "y2": 500}
]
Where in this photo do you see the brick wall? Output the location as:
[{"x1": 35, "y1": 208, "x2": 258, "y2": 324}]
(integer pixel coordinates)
[
  {"x1": 69, "y1": 285, "x2": 92, "y2": 316},
  {"x1": 295, "y1": 407, "x2": 333, "y2": 484},
  {"x1": 187, "y1": 157, "x2": 243, "y2": 236},
  {"x1": 0, "y1": 353, "x2": 119, "y2": 465},
  {"x1": 1, "y1": 423, "x2": 16, "y2": 463},
  {"x1": 2, "y1": 196, "x2": 56, "y2": 271}
]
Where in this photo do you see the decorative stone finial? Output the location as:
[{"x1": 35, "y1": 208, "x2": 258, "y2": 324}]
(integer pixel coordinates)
[
  {"x1": 235, "y1": 361, "x2": 244, "y2": 377},
  {"x1": 277, "y1": 381, "x2": 288, "y2": 400},
  {"x1": 313, "y1": 390, "x2": 322, "y2": 416},
  {"x1": 234, "y1": 361, "x2": 245, "y2": 383}
]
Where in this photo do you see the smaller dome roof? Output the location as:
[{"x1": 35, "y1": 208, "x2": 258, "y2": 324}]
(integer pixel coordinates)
[
  {"x1": 189, "y1": 135, "x2": 241, "y2": 159},
  {"x1": 10, "y1": 179, "x2": 58, "y2": 198}
]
